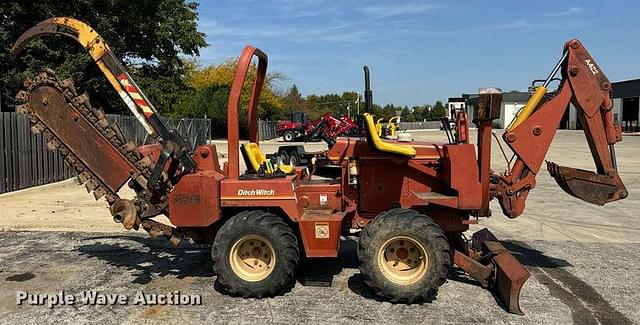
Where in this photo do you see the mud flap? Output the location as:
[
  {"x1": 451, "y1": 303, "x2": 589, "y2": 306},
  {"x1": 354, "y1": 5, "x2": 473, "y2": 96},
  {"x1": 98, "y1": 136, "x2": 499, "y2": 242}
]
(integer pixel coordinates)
[
  {"x1": 471, "y1": 229, "x2": 530, "y2": 315},
  {"x1": 546, "y1": 161, "x2": 626, "y2": 205}
]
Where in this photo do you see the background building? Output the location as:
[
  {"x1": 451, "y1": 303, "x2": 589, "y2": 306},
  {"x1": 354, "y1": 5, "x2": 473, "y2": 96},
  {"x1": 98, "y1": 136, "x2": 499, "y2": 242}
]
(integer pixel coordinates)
[
  {"x1": 566, "y1": 79, "x2": 638, "y2": 131},
  {"x1": 611, "y1": 79, "x2": 639, "y2": 132},
  {"x1": 450, "y1": 79, "x2": 639, "y2": 131}
]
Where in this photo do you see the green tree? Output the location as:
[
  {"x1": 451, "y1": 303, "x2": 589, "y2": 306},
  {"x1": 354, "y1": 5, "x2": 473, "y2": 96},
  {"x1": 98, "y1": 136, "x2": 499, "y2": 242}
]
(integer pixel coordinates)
[
  {"x1": 380, "y1": 104, "x2": 398, "y2": 118},
  {"x1": 432, "y1": 100, "x2": 447, "y2": 119},
  {"x1": 284, "y1": 84, "x2": 304, "y2": 115},
  {"x1": 411, "y1": 105, "x2": 425, "y2": 121},
  {"x1": 174, "y1": 58, "x2": 286, "y2": 137},
  {"x1": 0, "y1": 0, "x2": 206, "y2": 113},
  {"x1": 302, "y1": 92, "x2": 359, "y2": 119},
  {"x1": 401, "y1": 106, "x2": 416, "y2": 122},
  {"x1": 420, "y1": 104, "x2": 433, "y2": 120}
]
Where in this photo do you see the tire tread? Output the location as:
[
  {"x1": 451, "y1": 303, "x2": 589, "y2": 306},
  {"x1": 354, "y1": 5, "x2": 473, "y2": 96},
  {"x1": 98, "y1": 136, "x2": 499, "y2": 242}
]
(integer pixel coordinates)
[
  {"x1": 212, "y1": 210, "x2": 299, "y2": 298},
  {"x1": 358, "y1": 208, "x2": 451, "y2": 304}
]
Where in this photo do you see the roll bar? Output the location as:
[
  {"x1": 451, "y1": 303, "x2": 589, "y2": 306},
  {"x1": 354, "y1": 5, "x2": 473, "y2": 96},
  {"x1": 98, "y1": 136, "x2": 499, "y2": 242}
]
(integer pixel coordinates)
[{"x1": 227, "y1": 46, "x2": 268, "y2": 179}]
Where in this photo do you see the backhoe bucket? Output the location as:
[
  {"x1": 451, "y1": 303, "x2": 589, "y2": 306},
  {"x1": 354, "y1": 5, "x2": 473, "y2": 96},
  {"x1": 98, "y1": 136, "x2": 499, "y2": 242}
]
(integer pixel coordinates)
[
  {"x1": 546, "y1": 161, "x2": 624, "y2": 205},
  {"x1": 472, "y1": 229, "x2": 530, "y2": 315}
]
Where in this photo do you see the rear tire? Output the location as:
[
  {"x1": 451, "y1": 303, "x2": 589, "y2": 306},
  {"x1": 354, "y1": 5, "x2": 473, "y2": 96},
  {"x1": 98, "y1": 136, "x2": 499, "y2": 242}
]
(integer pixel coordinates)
[
  {"x1": 278, "y1": 151, "x2": 290, "y2": 164},
  {"x1": 358, "y1": 208, "x2": 451, "y2": 303},
  {"x1": 212, "y1": 210, "x2": 299, "y2": 298},
  {"x1": 288, "y1": 151, "x2": 300, "y2": 166},
  {"x1": 283, "y1": 131, "x2": 296, "y2": 142}
]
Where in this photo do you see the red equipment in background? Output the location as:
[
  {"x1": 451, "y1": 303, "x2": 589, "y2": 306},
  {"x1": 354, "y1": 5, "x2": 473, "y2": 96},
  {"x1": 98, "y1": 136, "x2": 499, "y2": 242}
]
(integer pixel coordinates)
[{"x1": 276, "y1": 111, "x2": 359, "y2": 142}]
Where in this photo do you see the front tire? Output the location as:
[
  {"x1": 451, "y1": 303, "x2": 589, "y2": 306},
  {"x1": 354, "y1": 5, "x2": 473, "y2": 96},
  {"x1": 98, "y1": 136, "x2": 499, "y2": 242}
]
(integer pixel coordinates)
[
  {"x1": 212, "y1": 210, "x2": 299, "y2": 298},
  {"x1": 282, "y1": 131, "x2": 296, "y2": 142},
  {"x1": 358, "y1": 208, "x2": 451, "y2": 303}
]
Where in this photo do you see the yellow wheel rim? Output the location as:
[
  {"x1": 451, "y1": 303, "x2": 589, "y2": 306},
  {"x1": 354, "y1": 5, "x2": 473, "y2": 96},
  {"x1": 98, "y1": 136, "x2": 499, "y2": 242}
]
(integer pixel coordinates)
[
  {"x1": 229, "y1": 234, "x2": 276, "y2": 282},
  {"x1": 377, "y1": 236, "x2": 428, "y2": 285}
]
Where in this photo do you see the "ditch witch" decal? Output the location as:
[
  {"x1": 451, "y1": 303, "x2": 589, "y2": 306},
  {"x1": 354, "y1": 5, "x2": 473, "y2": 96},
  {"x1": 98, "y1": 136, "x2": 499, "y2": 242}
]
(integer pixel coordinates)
[{"x1": 237, "y1": 189, "x2": 276, "y2": 196}]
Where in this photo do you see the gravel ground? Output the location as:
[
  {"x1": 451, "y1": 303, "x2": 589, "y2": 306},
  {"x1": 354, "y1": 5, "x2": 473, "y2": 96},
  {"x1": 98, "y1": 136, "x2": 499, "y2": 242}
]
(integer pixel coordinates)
[{"x1": 0, "y1": 231, "x2": 637, "y2": 324}]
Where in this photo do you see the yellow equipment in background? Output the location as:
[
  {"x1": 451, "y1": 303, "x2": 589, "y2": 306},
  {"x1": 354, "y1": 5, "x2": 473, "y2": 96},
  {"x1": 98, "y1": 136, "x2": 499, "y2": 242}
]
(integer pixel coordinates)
[
  {"x1": 375, "y1": 117, "x2": 385, "y2": 136},
  {"x1": 387, "y1": 116, "x2": 400, "y2": 138},
  {"x1": 375, "y1": 116, "x2": 401, "y2": 138}
]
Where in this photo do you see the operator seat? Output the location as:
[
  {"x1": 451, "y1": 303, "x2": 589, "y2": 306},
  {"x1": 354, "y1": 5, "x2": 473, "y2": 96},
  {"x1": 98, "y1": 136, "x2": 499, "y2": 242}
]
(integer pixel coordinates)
[
  {"x1": 362, "y1": 113, "x2": 416, "y2": 157},
  {"x1": 241, "y1": 143, "x2": 295, "y2": 175}
]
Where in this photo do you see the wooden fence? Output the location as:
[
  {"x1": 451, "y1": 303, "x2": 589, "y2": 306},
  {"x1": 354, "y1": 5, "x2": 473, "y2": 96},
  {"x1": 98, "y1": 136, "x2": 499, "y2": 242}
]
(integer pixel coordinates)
[{"x1": 0, "y1": 112, "x2": 210, "y2": 194}]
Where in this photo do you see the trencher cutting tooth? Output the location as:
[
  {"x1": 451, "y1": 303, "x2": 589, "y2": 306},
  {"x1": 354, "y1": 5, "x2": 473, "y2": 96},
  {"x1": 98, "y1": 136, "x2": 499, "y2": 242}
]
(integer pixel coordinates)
[
  {"x1": 22, "y1": 78, "x2": 33, "y2": 88},
  {"x1": 15, "y1": 90, "x2": 29, "y2": 102},
  {"x1": 46, "y1": 138, "x2": 60, "y2": 151},
  {"x1": 60, "y1": 78, "x2": 75, "y2": 92},
  {"x1": 40, "y1": 67, "x2": 57, "y2": 77},
  {"x1": 85, "y1": 177, "x2": 99, "y2": 192},
  {"x1": 93, "y1": 186, "x2": 108, "y2": 200},
  {"x1": 15, "y1": 104, "x2": 31, "y2": 114},
  {"x1": 77, "y1": 171, "x2": 92, "y2": 183}
]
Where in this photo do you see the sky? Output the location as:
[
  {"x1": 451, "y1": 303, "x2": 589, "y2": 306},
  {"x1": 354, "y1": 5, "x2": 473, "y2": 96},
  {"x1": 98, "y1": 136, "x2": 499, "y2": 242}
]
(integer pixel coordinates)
[{"x1": 196, "y1": 0, "x2": 640, "y2": 106}]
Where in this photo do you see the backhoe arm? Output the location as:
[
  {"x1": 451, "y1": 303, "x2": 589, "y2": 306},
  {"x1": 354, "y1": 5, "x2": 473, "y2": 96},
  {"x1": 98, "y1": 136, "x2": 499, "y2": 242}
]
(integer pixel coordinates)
[{"x1": 494, "y1": 39, "x2": 627, "y2": 218}]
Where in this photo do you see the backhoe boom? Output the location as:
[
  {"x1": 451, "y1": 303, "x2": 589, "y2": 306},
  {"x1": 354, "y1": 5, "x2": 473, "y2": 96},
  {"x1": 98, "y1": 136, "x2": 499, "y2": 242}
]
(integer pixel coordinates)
[{"x1": 492, "y1": 39, "x2": 627, "y2": 218}]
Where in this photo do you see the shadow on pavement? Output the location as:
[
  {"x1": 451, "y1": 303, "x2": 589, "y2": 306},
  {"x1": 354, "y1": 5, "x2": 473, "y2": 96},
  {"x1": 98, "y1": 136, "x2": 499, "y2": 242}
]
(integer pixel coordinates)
[
  {"x1": 77, "y1": 235, "x2": 213, "y2": 285},
  {"x1": 502, "y1": 241, "x2": 572, "y2": 268},
  {"x1": 296, "y1": 238, "x2": 358, "y2": 286},
  {"x1": 75, "y1": 235, "x2": 574, "y2": 307}
]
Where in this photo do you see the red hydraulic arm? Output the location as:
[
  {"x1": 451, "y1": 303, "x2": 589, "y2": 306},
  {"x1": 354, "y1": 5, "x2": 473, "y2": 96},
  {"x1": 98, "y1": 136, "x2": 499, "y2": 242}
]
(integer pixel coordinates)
[
  {"x1": 461, "y1": 41, "x2": 628, "y2": 313},
  {"x1": 492, "y1": 39, "x2": 628, "y2": 218},
  {"x1": 304, "y1": 113, "x2": 359, "y2": 146}
]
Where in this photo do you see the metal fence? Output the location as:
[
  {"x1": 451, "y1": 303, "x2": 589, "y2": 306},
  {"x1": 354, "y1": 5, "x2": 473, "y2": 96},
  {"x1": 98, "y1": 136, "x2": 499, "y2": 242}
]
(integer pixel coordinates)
[
  {"x1": 258, "y1": 120, "x2": 279, "y2": 140},
  {"x1": 0, "y1": 112, "x2": 211, "y2": 194},
  {"x1": 399, "y1": 121, "x2": 441, "y2": 130},
  {"x1": 107, "y1": 115, "x2": 211, "y2": 149}
]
